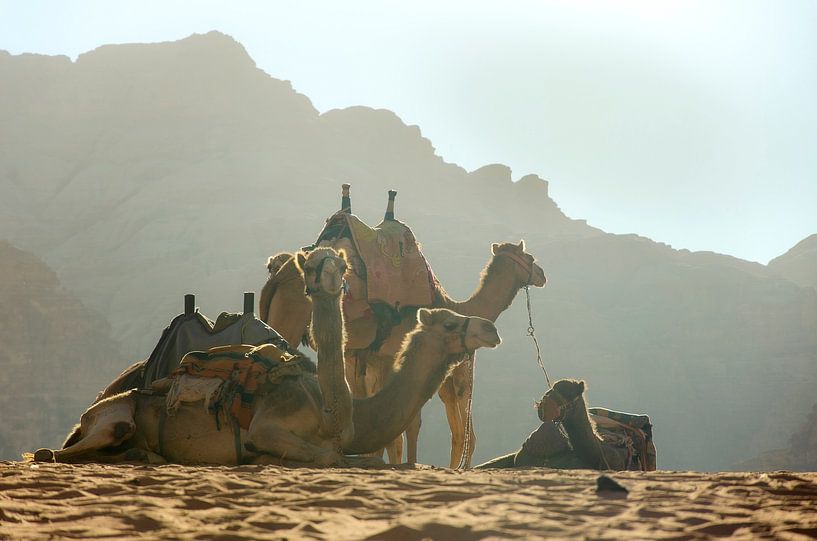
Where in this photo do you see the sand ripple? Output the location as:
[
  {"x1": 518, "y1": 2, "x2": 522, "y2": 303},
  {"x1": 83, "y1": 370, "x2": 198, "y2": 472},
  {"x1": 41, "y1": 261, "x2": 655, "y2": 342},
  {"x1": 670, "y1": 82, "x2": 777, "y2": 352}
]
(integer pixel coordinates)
[{"x1": 1, "y1": 462, "x2": 816, "y2": 540}]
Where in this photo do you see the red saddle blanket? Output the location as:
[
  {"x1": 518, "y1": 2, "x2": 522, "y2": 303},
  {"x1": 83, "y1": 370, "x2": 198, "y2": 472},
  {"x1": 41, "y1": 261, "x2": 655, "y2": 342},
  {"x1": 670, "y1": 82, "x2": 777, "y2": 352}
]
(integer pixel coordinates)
[{"x1": 316, "y1": 211, "x2": 438, "y2": 313}]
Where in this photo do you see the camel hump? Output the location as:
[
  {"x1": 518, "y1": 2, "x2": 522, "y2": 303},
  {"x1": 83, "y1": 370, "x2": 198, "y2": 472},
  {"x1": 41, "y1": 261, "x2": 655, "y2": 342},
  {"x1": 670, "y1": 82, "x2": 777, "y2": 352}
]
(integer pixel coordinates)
[{"x1": 313, "y1": 211, "x2": 437, "y2": 310}]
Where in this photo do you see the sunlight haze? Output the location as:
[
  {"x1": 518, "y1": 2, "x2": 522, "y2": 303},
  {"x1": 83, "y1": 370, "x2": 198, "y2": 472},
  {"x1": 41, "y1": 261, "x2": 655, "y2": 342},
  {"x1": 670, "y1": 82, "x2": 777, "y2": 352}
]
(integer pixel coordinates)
[{"x1": 1, "y1": 0, "x2": 814, "y2": 263}]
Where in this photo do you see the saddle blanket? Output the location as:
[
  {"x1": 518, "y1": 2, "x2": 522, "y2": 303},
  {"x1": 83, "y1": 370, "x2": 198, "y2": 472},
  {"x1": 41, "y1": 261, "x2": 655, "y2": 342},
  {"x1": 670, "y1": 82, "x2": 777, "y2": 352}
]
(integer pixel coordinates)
[
  {"x1": 167, "y1": 344, "x2": 311, "y2": 429},
  {"x1": 317, "y1": 211, "x2": 438, "y2": 311}
]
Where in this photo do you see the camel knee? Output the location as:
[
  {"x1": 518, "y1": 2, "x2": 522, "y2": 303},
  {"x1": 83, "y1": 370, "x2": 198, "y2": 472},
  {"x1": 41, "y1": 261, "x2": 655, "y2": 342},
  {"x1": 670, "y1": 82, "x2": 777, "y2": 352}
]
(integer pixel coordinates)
[
  {"x1": 113, "y1": 421, "x2": 134, "y2": 441},
  {"x1": 62, "y1": 424, "x2": 83, "y2": 449}
]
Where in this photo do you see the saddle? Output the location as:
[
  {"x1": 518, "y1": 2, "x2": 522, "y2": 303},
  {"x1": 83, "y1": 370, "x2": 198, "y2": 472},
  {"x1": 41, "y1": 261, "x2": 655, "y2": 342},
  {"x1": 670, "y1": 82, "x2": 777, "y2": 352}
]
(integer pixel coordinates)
[
  {"x1": 312, "y1": 210, "x2": 440, "y2": 349},
  {"x1": 165, "y1": 343, "x2": 315, "y2": 429},
  {"x1": 589, "y1": 407, "x2": 657, "y2": 471}
]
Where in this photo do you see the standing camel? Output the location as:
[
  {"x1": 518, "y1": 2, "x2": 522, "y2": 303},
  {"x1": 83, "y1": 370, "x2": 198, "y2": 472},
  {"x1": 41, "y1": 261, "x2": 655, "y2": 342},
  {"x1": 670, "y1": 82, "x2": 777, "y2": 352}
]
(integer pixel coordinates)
[
  {"x1": 260, "y1": 240, "x2": 546, "y2": 466},
  {"x1": 34, "y1": 248, "x2": 502, "y2": 466}
]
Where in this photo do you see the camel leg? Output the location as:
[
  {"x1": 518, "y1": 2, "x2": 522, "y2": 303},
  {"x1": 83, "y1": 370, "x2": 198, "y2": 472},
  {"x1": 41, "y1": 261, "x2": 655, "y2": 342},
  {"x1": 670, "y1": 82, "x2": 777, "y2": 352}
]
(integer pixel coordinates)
[
  {"x1": 246, "y1": 421, "x2": 343, "y2": 466},
  {"x1": 37, "y1": 392, "x2": 137, "y2": 463},
  {"x1": 446, "y1": 359, "x2": 476, "y2": 468},
  {"x1": 345, "y1": 351, "x2": 369, "y2": 399},
  {"x1": 438, "y1": 376, "x2": 465, "y2": 468},
  {"x1": 405, "y1": 411, "x2": 422, "y2": 464},
  {"x1": 385, "y1": 435, "x2": 404, "y2": 464},
  {"x1": 458, "y1": 395, "x2": 477, "y2": 469},
  {"x1": 362, "y1": 353, "x2": 404, "y2": 464}
]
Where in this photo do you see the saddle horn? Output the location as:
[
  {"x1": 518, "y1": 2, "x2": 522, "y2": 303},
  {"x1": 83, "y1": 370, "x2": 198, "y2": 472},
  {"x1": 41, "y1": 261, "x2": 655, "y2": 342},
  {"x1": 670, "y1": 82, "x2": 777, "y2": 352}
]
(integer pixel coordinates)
[
  {"x1": 384, "y1": 189, "x2": 397, "y2": 221},
  {"x1": 341, "y1": 183, "x2": 352, "y2": 214}
]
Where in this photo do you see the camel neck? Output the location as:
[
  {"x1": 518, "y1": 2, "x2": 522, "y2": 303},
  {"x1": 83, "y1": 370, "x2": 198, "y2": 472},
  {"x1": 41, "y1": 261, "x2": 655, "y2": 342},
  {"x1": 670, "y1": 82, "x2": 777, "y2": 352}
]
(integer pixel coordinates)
[
  {"x1": 310, "y1": 293, "x2": 344, "y2": 356},
  {"x1": 561, "y1": 399, "x2": 605, "y2": 469},
  {"x1": 346, "y1": 332, "x2": 454, "y2": 454},
  {"x1": 446, "y1": 256, "x2": 522, "y2": 322}
]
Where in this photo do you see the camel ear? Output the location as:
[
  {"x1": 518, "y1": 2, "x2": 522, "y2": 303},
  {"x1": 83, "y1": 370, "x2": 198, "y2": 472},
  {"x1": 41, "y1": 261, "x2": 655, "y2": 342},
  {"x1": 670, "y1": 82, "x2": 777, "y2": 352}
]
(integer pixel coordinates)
[
  {"x1": 417, "y1": 308, "x2": 433, "y2": 326},
  {"x1": 517, "y1": 240, "x2": 526, "y2": 252},
  {"x1": 491, "y1": 243, "x2": 499, "y2": 255},
  {"x1": 295, "y1": 252, "x2": 307, "y2": 272},
  {"x1": 579, "y1": 380, "x2": 586, "y2": 392}
]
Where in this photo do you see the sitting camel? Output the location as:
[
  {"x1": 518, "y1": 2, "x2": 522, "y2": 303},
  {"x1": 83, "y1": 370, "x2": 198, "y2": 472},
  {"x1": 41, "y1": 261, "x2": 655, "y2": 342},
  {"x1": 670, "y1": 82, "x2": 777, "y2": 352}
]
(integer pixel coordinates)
[
  {"x1": 475, "y1": 379, "x2": 656, "y2": 471},
  {"x1": 33, "y1": 248, "x2": 502, "y2": 466},
  {"x1": 260, "y1": 240, "x2": 546, "y2": 467}
]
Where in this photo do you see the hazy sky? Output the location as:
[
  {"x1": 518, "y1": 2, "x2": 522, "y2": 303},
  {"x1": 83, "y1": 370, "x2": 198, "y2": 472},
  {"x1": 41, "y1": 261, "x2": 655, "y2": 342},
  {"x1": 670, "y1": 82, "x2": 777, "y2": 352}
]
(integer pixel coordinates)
[{"x1": 2, "y1": 0, "x2": 815, "y2": 263}]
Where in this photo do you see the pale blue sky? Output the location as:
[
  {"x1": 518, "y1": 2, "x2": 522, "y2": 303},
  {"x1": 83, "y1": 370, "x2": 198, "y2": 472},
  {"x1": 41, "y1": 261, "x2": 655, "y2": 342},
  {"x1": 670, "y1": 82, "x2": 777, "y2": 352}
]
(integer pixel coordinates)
[{"x1": 2, "y1": 0, "x2": 815, "y2": 263}]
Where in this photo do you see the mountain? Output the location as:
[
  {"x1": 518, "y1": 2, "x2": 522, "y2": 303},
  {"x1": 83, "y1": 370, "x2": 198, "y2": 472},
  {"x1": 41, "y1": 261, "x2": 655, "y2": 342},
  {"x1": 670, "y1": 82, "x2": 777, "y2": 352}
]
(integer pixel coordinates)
[
  {"x1": 769, "y1": 234, "x2": 817, "y2": 290},
  {"x1": 0, "y1": 241, "x2": 123, "y2": 459},
  {"x1": 735, "y1": 400, "x2": 817, "y2": 471},
  {"x1": 1, "y1": 32, "x2": 816, "y2": 469}
]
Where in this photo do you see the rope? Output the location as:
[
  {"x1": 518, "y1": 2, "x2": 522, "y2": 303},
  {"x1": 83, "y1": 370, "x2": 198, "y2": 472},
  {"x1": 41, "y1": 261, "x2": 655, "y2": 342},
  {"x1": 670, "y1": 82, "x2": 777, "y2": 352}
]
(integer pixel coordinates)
[
  {"x1": 524, "y1": 285, "x2": 552, "y2": 387},
  {"x1": 456, "y1": 354, "x2": 474, "y2": 470}
]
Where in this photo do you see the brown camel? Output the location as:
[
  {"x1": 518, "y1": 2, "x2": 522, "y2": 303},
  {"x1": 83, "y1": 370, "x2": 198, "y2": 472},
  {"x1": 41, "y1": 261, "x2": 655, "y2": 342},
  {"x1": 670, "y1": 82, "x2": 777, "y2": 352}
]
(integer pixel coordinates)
[
  {"x1": 260, "y1": 240, "x2": 546, "y2": 467},
  {"x1": 33, "y1": 248, "x2": 502, "y2": 466},
  {"x1": 476, "y1": 379, "x2": 637, "y2": 470}
]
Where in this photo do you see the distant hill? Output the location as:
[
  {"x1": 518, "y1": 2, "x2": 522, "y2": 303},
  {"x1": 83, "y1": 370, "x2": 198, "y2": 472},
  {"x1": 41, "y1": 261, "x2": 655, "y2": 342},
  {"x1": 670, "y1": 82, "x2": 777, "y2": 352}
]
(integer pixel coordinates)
[
  {"x1": 769, "y1": 234, "x2": 817, "y2": 290},
  {"x1": 1, "y1": 32, "x2": 816, "y2": 469},
  {"x1": 0, "y1": 241, "x2": 122, "y2": 459},
  {"x1": 735, "y1": 400, "x2": 817, "y2": 471}
]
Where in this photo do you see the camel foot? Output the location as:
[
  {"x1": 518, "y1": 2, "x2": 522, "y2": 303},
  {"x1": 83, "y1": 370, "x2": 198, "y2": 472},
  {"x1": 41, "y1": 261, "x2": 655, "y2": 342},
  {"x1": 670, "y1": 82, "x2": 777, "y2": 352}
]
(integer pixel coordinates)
[{"x1": 33, "y1": 448, "x2": 56, "y2": 463}]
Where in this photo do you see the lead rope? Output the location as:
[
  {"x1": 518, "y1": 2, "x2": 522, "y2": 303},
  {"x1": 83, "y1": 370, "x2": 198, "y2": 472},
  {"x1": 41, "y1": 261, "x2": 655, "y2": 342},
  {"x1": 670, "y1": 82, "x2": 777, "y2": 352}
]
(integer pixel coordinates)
[
  {"x1": 455, "y1": 353, "x2": 474, "y2": 470},
  {"x1": 524, "y1": 284, "x2": 552, "y2": 388}
]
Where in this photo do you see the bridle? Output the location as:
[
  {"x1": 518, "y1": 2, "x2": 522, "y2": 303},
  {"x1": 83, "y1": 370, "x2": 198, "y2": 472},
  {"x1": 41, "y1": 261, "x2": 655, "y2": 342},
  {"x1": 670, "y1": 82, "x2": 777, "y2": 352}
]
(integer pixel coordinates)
[
  {"x1": 445, "y1": 316, "x2": 473, "y2": 360},
  {"x1": 497, "y1": 250, "x2": 537, "y2": 288},
  {"x1": 304, "y1": 255, "x2": 346, "y2": 296},
  {"x1": 537, "y1": 387, "x2": 582, "y2": 423}
]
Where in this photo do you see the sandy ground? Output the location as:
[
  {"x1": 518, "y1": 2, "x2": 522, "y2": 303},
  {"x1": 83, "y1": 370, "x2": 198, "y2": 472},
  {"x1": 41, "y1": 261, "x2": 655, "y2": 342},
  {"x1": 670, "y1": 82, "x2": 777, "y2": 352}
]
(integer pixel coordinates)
[{"x1": 1, "y1": 462, "x2": 816, "y2": 540}]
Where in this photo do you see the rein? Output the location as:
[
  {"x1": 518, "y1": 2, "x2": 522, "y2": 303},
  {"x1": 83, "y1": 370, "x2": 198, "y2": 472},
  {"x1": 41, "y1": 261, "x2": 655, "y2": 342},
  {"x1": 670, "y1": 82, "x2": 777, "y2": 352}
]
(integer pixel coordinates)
[{"x1": 496, "y1": 251, "x2": 551, "y2": 386}]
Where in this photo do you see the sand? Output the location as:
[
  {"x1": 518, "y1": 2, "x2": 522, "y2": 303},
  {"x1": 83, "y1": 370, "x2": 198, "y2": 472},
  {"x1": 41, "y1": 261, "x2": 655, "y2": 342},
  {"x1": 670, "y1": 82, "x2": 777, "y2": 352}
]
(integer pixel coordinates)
[{"x1": 1, "y1": 462, "x2": 816, "y2": 540}]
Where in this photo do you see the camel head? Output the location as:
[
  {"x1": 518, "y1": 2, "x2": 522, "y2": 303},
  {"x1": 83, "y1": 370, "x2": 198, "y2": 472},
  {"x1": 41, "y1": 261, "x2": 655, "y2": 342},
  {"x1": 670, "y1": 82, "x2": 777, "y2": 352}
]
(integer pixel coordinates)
[
  {"x1": 295, "y1": 247, "x2": 348, "y2": 297},
  {"x1": 537, "y1": 378, "x2": 586, "y2": 422},
  {"x1": 416, "y1": 308, "x2": 501, "y2": 354},
  {"x1": 266, "y1": 252, "x2": 293, "y2": 276},
  {"x1": 491, "y1": 240, "x2": 547, "y2": 288}
]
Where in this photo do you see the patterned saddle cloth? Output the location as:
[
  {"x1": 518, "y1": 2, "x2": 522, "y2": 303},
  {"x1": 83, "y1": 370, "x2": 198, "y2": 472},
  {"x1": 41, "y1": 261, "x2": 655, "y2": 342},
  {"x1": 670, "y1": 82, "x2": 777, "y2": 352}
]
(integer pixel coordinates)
[
  {"x1": 166, "y1": 344, "x2": 315, "y2": 429},
  {"x1": 314, "y1": 211, "x2": 439, "y2": 317}
]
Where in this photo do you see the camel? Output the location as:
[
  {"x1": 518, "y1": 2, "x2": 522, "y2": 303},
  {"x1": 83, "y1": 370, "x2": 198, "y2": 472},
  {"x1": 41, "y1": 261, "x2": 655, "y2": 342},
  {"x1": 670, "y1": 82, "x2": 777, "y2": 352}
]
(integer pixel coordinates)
[
  {"x1": 260, "y1": 240, "x2": 546, "y2": 467},
  {"x1": 33, "y1": 248, "x2": 502, "y2": 466},
  {"x1": 475, "y1": 379, "x2": 645, "y2": 470}
]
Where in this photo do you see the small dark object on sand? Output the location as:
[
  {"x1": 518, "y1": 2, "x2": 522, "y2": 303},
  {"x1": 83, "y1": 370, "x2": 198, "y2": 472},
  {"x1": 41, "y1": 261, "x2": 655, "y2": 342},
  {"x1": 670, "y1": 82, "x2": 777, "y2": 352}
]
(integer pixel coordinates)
[{"x1": 596, "y1": 475, "x2": 628, "y2": 498}]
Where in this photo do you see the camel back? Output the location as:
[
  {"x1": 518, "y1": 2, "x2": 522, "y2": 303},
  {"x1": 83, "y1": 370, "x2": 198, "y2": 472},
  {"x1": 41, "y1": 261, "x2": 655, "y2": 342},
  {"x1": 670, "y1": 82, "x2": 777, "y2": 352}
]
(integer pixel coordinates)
[
  {"x1": 167, "y1": 344, "x2": 315, "y2": 429},
  {"x1": 96, "y1": 311, "x2": 295, "y2": 403},
  {"x1": 589, "y1": 407, "x2": 657, "y2": 471},
  {"x1": 314, "y1": 211, "x2": 439, "y2": 315}
]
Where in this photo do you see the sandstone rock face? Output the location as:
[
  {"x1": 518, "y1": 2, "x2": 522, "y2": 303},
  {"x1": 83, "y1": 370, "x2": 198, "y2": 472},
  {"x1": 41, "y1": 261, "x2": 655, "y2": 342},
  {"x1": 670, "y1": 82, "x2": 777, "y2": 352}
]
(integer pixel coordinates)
[
  {"x1": 1, "y1": 32, "x2": 815, "y2": 468},
  {"x1": 0, "y1": 242, "x2": 122, "y2": 459}
]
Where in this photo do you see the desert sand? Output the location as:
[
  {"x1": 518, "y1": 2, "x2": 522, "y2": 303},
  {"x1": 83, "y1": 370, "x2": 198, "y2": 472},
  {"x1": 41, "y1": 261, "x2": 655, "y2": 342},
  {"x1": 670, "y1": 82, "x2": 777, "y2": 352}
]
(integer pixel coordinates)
[{"x1": 1, "y1": 462, "x2": 816, "y2": 540}]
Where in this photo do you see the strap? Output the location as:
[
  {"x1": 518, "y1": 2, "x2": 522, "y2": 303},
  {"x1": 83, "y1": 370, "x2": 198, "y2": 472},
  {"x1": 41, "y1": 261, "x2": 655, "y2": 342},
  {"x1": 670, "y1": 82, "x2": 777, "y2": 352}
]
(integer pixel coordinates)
[
  {"x1": 158, "y1": 407, "x2": 167, "y2": 457},
  {"x1": 232, "y1": 416, "x2": 243, "y2": 465}
]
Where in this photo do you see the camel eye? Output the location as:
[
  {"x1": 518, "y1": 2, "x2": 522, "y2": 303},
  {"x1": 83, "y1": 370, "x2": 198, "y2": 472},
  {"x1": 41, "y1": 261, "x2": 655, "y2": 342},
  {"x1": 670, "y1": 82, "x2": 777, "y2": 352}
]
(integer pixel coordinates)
[{"x1": 443, "y1": 321, "x2": 458, "y2": 331}]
